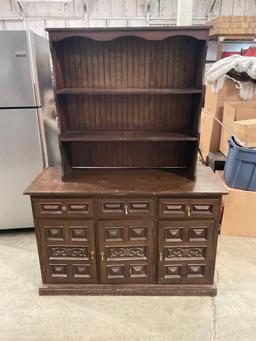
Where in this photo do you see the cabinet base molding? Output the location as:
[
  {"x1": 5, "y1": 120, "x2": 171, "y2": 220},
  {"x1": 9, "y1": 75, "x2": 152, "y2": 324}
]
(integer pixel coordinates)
[{"x1": 39, "y1": 283, "x2": 217, "y2": 296}]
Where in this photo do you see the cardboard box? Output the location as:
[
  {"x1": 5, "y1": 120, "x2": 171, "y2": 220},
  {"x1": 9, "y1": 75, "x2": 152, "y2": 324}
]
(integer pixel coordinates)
[
  {"x1": 204, "y1": 79, "x2": 240, "y2": 115},
  {"x1": 233, "y1": 119, "x2": 256, "y2": 147},
  {"x1": 200, "y1": 109, "x2": 222, "y2": 162},
  {"x1": 216, "y1": 171, "x2": 256, "y2": 237},
  {"x1": 199, "y1": 80, "x2": 240, "y2": 161},
  {"x1": 220, "y1": 102, "x2": 256, "y2": 156}
]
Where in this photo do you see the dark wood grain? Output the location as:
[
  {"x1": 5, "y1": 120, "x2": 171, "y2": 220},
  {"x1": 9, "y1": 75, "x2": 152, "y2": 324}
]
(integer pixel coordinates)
[
  {"x1": 56, "y1": 88, "x2": 202, "y2": 95},
  {"x1": 26, "y1": 27, "x2": 225, "y2": 296},
  {"x1": 61, "y1": 130, "x2": 198, "y2": 142},
  {"x1": 48, "y1": 28, "x2": 209, "y2": 180},
  {"x1": 39, "y1": 283, "x2": 217, "y2": 296},
  {"x1": 24, "y1": 166, "x2": 227, "y2": 196},
  {"x1": 46, "y1": 26, "x2": 209, "y2": 42},
  {"x1": 26, "y1": 165, "x2": 226, "y2": 296}
]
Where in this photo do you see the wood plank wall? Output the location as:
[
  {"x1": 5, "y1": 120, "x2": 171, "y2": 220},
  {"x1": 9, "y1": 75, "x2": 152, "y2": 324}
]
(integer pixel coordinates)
[{"x1": 0, "y1": 0, "x2": 255, "y2": 38}]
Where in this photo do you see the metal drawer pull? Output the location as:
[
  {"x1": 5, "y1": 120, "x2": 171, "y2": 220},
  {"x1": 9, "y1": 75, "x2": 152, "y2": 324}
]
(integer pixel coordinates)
[
  {"x1": 62, "y1": 206, "x2": 67, "y2": 212},
  {"x1": 159, "y1": 252, "x2": 163, "y2": 261},
  {"x1": 124, "y1": 204, "x2": 128, "y2": 215},
  {"x1": 186, "y1": 205, "x2": 191, "y2": 217},
  {"x1": 90, "y1": 251, "x2": 94, "y2": 260},
  {"x1": 42, "y1": 204, "x2": 59, "y2": 210},
  {"x1": 101, "y1": 252, "x2": 104, "y2": 261}
]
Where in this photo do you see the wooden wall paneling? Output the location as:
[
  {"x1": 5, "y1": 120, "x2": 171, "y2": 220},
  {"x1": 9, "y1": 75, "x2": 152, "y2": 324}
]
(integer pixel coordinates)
[
  {"x1": 159, "y1": 0, "x2": 174, "y2": 17},
  {"x1": 63, "y1": 94, "x2": 195, "y2": 132},
  {"x1": 233, "y1": 0, "x2": 246, "y2": 15},
  {"x1": 45, "y1": 19, "x2": 67, "y2": 29},
  {"x1": 69, "y1": 141, "x2": 193, "y2": 168},
  {"x1": 56, "y1": 36, "x2": 201, "y2": 90},
  {"x1": 4, "y1": 19, "x2": 25, "y2": 30},
  {"x1": 150, "y1": 0, "x2": 160, "y2": 17},
  {"x1": 136, "y1": 0, "x2": 146, "y2": 17},
  {"x1": 110, "y1": 0, "x2": 124, "y2": 17},
  {"x1": 220, "y1": 0, "x2": 234, "y2": 15},
  {"x1": 88, "y1": 18, "x2": 107, "y2": 27},
  {"x1": 21, "y1": 1, "x2": 74, "y2": 18},
  {"x1": 209, "y1": 0, "x2": 221, "y2": 17},
  {"x1": 59, "y1": 140, "x2": 72, "y2": 180},
  {"x1": 27, "y1": 19, "x2": 46, "y2": 38},
  {"x1": 124, "y1": 0, "x2": 137, "y2": 17},
  {"x1": 245, "y1": 0, "x2": 256, "y2": 15}
]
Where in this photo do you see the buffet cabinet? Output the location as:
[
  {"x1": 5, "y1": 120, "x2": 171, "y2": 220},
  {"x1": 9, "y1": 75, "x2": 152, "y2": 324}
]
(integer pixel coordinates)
[{"x1": 26, "y1": 167, "x2": 226, "y2": 296}]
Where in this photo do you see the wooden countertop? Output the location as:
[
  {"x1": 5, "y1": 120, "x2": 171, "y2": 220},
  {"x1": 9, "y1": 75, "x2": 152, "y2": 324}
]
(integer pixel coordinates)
[{"x1": 24, "y1": 166, "x2": 228, "y2": 196}]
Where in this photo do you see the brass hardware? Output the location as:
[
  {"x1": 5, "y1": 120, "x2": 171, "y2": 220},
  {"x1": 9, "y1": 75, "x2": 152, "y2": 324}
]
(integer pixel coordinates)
[
  {"x1": 101, "y1": 252, "x2": 104, "y2": 261},
  {"x1": 186, "y1": 205, "x2": 191, "y2": 217},
  {"x1": 159, "y1": 252, "x2": 163, "y2": 261},
  {"x1": 62, "y1": 205, "x2": 67, "y2": 212},
  {"x1": 90, "y1": 250, "x2": 94, "y2": 260},
  {"x1": 124, "y1": 204, "x2": 128, "y2": 215}
]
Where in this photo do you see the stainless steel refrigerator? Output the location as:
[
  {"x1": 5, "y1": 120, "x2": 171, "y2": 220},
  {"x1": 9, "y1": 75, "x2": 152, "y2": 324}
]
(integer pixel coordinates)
[{"x1": 0, "y1": 30, "x2": 60, "y2": 229}]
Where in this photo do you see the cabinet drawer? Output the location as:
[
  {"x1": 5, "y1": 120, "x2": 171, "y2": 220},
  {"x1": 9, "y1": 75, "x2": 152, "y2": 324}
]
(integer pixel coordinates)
[
  {"x1": 34, "y1": 198, "x2": 94, "y2": 218},
  {"x1": 159, "y1": 198, "x2": 218, "y2": 219},
  {"x1": 98, "y1": 198, "x2": 155, "y2": 218}
]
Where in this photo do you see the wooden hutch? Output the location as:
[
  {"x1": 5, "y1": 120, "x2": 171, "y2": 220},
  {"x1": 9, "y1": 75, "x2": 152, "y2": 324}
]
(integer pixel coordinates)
[{"x1": 25, "y1": 27, "x2": 227, "y2": 296}]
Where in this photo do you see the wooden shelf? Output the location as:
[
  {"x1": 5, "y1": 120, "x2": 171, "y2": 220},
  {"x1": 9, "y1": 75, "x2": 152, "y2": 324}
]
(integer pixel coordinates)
[
  {"x1": 56, "y1": 88, "x2": 202, "y2": 95},
  {"x1": 61, "y1": 130, "x2": 198, "y2": 142}
]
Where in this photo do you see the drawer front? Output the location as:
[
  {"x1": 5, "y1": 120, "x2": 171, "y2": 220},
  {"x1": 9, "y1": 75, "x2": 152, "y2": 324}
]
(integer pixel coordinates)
[
  {"x1": 158, "y1": 220, "x2": 215, "y2": 284},
  {"x1": 38, "y1": 219, "x2": 97, "y2": 284},
  {"x1": 98, "y1": 219, "x2": 155, "y2": 284},
  {"x1": 159, "y1": 198, "x2": 218, "y2": 219},
  {"x1": 98, "y1": 198, "x2": 155, "y2": 218},
  {"x1": 34, "y1": 198, "x2": 94, "y2": 218}
]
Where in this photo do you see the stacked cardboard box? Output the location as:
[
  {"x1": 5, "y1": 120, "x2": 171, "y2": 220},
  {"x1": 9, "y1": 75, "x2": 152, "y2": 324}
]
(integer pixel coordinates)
[
  {"x1": 217, "y1": 171, "x2": 256, "y2": 237},
  {"x1": 233, "y1": 119, "x2": 256, "y2": 147},
  {"x1": 209, "y1": 16, "x2": 256, "y2": 37},
  {"x1": 200, "y1": 80, "x2": 240, "y2": 162},
  {"x1": 220, "y1": 102, "x2": 256, "y2": 156}
]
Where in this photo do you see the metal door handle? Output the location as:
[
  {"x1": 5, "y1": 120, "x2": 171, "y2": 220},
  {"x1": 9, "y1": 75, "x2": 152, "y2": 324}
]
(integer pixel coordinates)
[
  {"x1": 90, "y1": 250, "x2": 94, "y2": 260},
  {"x1": 124, "y1": 204, "x2": 128, "y2": 215},
  {"x1": 186, "y1": 205, "x2": 191, "y2": 217},
  {"x1": 101, "y1": 252, "x2": 104, "y2": 261},
  {"x1": 62, "y1": 205, "x2": 67, "y2": 212}
]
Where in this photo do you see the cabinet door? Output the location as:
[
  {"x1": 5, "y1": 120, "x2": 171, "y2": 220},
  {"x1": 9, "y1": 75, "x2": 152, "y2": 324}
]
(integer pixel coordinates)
[
  {"x1": 158, "y1": 220, "x2": 215, "y2": 284},
  {"x1": 38, "y1": 219, "x2": 97, "y2": 284},
  {"x1": 98, "y1": 220, "x2": 155, "y2": 284}
]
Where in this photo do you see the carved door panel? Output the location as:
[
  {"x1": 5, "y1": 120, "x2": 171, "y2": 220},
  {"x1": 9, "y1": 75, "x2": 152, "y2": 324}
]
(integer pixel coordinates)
[
  {"x1": 158, "y1": 220, "x2": 215, "y2": 284},
  {"x1": 38, "y1": 219, "x2": 97, "y2": 284},
  {"x1": 98, "y1": 220, "x2": 155, "y2": 284}
]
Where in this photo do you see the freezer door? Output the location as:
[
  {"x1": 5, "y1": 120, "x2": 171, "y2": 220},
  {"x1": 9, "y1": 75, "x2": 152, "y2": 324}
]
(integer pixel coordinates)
[
  {"x1": 0, "y1": 31, "x2": 36, "y2": 107},
  {"x1": 0, "y1": 109, "x2": 43, "y2": 229}
]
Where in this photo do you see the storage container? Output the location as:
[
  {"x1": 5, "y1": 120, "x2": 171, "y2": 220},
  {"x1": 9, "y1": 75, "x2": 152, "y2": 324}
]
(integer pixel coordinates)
[{"x1": 224, "y1": 136, "x2": 256, "y2": 191}]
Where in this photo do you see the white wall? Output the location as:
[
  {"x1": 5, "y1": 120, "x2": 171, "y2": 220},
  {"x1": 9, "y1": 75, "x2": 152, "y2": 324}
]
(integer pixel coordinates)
[
  {"x1": 0, "y1": 0, "x2": 255, "y2": 37},
  {"x1": 0, "y1": 0, "x2": 209, "y2": 37}
]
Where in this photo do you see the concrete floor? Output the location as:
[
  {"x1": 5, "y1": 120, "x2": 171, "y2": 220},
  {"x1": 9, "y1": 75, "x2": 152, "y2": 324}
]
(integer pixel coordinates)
[{"x1": 0, "y1": 231, "x2": 255, "y2": 341}]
